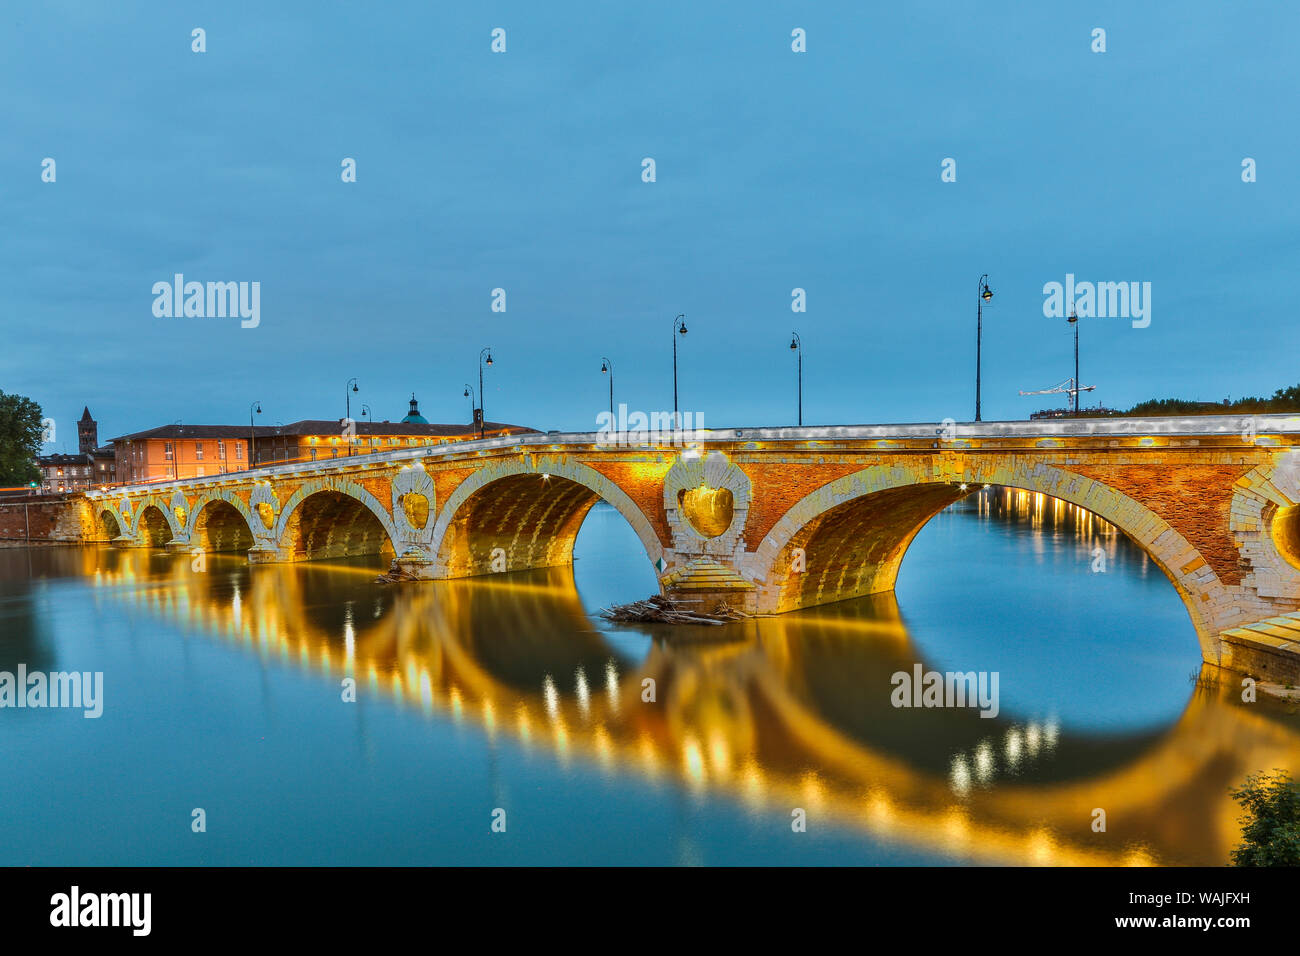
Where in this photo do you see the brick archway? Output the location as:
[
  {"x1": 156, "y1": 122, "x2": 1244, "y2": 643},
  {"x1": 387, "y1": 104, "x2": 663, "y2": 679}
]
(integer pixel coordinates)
[
  {"x1": 189, "y1": 495, "x2": 257, "y2": 553},
  {"x1": 135, "y1": 502, "x2": 175, "y2": 548},
  {"x1": 748, "y1": 459, "x2": 1229, "y2": 660},
  {"x1": 272, "y1": 478, "x2": 398, "y2": 562},
  {"x1": 96, "y1": 508, "x2": 123, "y2": 542},
  {"x1": 429, "y1": 455, "x2": 662, "y2": 578}
]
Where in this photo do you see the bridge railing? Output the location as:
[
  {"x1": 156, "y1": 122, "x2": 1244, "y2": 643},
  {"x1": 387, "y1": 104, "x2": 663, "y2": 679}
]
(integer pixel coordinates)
[{"x1": 86, "y1": 412, "x2": 1300, "y2": 500}]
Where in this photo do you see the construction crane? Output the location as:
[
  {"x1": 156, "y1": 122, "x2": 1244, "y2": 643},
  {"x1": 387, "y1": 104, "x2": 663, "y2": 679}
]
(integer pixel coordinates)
[
  {"x1": 1018, "y1": 378, "x2": 1095, "y2": 398},
  {"x1": 1019, "y1": 378, "x2": 1095, "y2": 414}
]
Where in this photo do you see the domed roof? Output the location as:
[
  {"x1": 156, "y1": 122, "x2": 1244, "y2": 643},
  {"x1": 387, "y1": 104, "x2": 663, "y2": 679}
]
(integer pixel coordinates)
[{"x1": 401, "y1": 393, "x2": 428, "y2": 424}]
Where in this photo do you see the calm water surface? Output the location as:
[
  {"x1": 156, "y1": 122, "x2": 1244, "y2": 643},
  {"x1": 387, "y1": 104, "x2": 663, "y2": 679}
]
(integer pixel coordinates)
[{"x1": 2, "y1": 488, "x2": 1297, "y2": 865}]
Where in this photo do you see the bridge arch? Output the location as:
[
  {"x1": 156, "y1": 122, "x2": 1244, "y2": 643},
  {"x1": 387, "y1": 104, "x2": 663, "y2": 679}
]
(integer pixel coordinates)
[
  {"x1": 272, "y1": 477, "x2": 398, "y2": 562},
  {"x1": 429, "y1": 455, "x2": 662, "y2": 577},
  {"x1": 189, "y1": 494, "x2": 257, "y2": 553},
  {"x1": 96, "y1": 508, "x2": 123, "y2": 542},
  {"x1": 135, "y1": 502, "x2": 176, "y2": 548},
  {"x1": 749, "y1": 459, "x2": 1227, "y2": 658}
]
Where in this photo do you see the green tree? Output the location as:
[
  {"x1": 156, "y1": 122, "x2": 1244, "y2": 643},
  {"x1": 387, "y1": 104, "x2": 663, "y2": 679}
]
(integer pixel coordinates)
[
  {"x1": 0, "y1": 390, "x2": 44, "y2": 487},
  {"x1": 1229, "y1": 769, "x2": 1300, "y2": 866},
  {"x1": 1117, "y1": 382, "x2": 1300, "y2": 417}
]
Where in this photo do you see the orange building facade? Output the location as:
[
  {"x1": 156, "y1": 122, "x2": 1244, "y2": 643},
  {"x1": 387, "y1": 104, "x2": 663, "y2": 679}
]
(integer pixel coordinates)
[
  {"x1": 109, "y1": 419, "x2": 535, "y2": 485},
  {"x1": 111, "y1": 427, "x2": 253, "y2": 484}
]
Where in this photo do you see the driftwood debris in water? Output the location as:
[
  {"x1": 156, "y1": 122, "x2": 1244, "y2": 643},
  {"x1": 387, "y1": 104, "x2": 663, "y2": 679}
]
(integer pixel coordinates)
[
  {"x1": 374, "y1": 563, "x2": 421, "y2": 584},
  {"x1": 600, "y1": 594, "x2": 751, "y2": 626}
]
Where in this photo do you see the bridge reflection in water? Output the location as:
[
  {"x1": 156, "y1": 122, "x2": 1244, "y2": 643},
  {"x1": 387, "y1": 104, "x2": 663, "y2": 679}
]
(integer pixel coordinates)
[{"x1": 77, "y1": 518, "x2": 1300, "y2": 868}]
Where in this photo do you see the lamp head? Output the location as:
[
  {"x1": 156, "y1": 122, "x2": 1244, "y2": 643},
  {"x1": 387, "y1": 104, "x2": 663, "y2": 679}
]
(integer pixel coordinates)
[
  {"x1": 981, "y1": 284, "x2": 993, "y2": 302},
  {"x1": 790, "y1": 337, "x2": 798, "y2": 350},
  {"x1": 486, "y1": 352, "x2": 494, "y2": 366},
  {"x1": 601, "y1": 362, "x2": 608, "y2": 374},
  {"x1": 351, "y1": 383, "x2": 359, "y2": 392},
  {"x1": 255, "y1": 403, "x2": 262, "y2": 414}
]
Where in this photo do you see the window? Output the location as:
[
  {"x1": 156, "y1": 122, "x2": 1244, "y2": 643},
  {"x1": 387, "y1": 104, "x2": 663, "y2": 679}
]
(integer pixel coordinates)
[
  {"x1": 218, "y1": 440, "x2": 226, "y2": 459},
  {"x1": 235, "y1": 443, "x2": 243, "y2": 460},
  {"x1": 310, "y1": 449, "x2": 318, "y2": 461},
  {"x1": 196, "y1": 467, "x2": 204, "y2": 477},
  {"x1": 331, "y1": 448, "x2": 338, "y2": 458},
  {"x1": 164, "y1": 442, "x2": 174, "y2": 460},
  {"x1": 195, "y1": 442, "x2": 204, "y2": 461}
]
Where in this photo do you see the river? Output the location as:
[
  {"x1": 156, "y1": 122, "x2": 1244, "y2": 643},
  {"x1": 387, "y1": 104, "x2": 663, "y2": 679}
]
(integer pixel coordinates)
[{"x1": 1, "y1": 487, "x2": 1295, "y2": 865}]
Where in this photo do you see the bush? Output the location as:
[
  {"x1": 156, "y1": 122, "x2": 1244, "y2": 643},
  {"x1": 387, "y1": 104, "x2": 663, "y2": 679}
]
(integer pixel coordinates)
[{"x1": 1229, "y1": 769, "x2": 1300, "y2": 866}]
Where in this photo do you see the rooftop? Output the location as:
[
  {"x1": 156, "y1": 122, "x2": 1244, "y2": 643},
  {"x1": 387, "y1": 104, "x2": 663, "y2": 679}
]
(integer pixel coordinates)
[{"x1": 109, "y1": 420, "x2": 537, "y2": 442}]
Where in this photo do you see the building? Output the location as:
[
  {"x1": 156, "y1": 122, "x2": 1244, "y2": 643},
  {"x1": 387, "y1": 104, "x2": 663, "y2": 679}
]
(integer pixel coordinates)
[
  {"x1": 1030, "y1": 404, "x2": 1116, "y2": 420},
  {"x1": 36, "y1": 407, "x2": 117, "y2": 493},
  {"x1": 108, "y1": 397, "x2": 536, "y2": 482},
  {"x1": 108, "y1": 425, "x2": 254, "y2": 484},
  {"x1": 250, "y1": 416, "x2": 534, "y2": 467}
]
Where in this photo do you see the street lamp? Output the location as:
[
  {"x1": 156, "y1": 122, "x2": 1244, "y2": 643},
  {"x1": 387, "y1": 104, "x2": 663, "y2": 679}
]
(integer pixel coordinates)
[
  {"x1": 463, "y1": 384, "x2": 476, "y2": 426},
  {"x1": 361, "y1": 404, "x2": 372, "y2": 424},
  {"x1": 249, "y1": 401, "x2": 261, "y2": 467},
  {"x1": 478, "y1": 348, "x2": 494, "y2": 438},
  {"x1": 789, "y1": 332, "x2": 803, "y2": 426},
  {"x1": 1068, "y1": 308, "x2": 1080, "y2": 416},
  {"x1": 671, "y1": 314, "x2": 687, "y2": 430},
  {"x1": 600, "y1": 357, "x2": 614, "y2": 423},
  {"x1": 975, "y1": 275, "x2": 993, "y2": 422},
  {"x1": 345, "y1": 378, "x2": 359, "y2": 422},
  {"x1": 344, "y1": 378, "x2": 360, "y2": 455}
]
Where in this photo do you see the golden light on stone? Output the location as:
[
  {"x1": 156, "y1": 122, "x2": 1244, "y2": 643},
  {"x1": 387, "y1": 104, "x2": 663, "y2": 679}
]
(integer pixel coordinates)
[
  {"x1": 401, "y1": 492, "x2": 429, "y2": 530},
  {"x1": 678, "y1": 484, "x2": 734, "y2": 538},
  {"x1": 255, "y1": 501, "x2": 275, "y2": 529},
  {"x1": 1271, "y1": 503, "x2": 1300, "y2": 571}
]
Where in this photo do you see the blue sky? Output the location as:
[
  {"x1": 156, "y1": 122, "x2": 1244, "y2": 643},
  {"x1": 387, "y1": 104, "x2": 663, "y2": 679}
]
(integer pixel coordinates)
[{"x1": 6, "y1": 1, "x2": 1298, "y2": 450}]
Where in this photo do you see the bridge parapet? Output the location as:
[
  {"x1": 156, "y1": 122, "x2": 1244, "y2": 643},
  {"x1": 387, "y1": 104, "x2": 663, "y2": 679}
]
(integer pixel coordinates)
[{"x1": 72, "y1": 415, "x2": 1300, "y2": 670}]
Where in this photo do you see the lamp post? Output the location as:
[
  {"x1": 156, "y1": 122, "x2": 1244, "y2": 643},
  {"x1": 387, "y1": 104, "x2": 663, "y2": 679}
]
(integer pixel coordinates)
[
  {"x1": 600, "y1": 357, "x2": 614, "y2": 423},
  {"x1": 345, "y1": 378, "x2": 359, "y2": 422},
  {"x1": 249, "y1": 401, "x2": 261, "y2": 468},
  {"x1": 975, "y1": 275, "x2": 993, "y2": 422},
  {"x1": 789, "y1": 332, "x2": 803, "y2": 426},
  {"x1": 1068, "y1": 308, "x2": 1080, "y2": 416},
  {"x1": 172, "y1": 420, "x2": 183, "y2": 480},
  {"x1": 361, "y1": 404, "x2": 372, "y2": 424},
  {"x1": 671, "y1": 314, "x2": 687, "y2": 430},
  {"x1": 478, "y1": 348, "x2": 494, "y2": 438},
  {"x1": 463, "y1": 384, "x2": 476, "y2": 426}
]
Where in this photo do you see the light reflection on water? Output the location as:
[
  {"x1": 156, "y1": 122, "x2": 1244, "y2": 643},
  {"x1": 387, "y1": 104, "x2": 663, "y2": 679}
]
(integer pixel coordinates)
[{"x1": 0, "y1": 488, "x2": 1297, "y2": 866}]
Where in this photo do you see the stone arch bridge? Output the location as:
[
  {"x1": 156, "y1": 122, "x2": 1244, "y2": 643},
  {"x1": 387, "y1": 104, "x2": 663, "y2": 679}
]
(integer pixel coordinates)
[{"x1": 77, "y1": 415, "x2": 1300, "y2": 673}]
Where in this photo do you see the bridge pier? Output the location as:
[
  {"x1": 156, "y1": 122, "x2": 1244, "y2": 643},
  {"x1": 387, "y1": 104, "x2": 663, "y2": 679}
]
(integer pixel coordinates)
[
  {"x1": 247, "y1": 547, "x2": 293, "y2": 565},
  {"x1": 391, "y1": 550, "x2": 437, "y2": 579}
]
